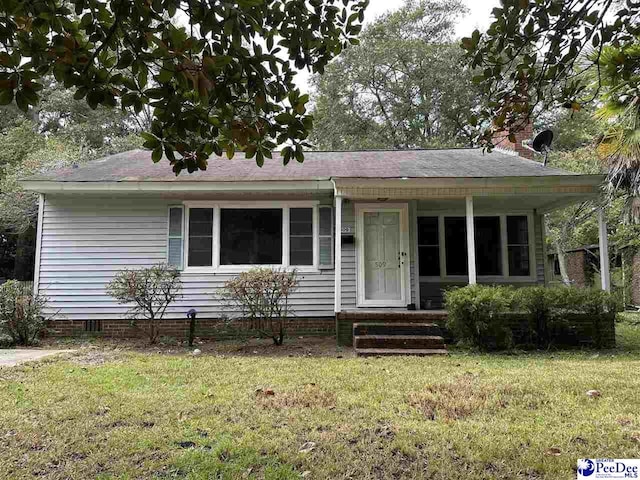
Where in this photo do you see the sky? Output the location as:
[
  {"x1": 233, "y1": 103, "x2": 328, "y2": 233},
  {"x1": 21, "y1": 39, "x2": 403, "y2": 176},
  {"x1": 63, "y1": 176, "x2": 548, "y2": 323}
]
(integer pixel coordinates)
[{"x1": 294, "y1": 0, "x2": 500, "y2": 90}]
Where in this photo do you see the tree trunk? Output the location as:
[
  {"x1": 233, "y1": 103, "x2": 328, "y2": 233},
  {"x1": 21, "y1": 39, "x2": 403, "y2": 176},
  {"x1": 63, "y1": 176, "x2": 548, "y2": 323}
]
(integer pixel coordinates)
[{"x1": 554, "y1": 241, "x2": 572, "y2": 286}]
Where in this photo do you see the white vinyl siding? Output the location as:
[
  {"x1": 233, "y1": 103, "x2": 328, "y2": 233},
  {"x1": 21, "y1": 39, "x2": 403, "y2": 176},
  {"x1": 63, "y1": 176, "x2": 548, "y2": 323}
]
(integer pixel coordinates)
[{"x1": 38, "y1": 196, "x2": 336, "y2": 321}]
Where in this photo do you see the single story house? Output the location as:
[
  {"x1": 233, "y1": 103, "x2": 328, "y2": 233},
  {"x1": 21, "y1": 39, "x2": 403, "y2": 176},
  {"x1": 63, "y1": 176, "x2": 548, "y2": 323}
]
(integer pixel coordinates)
[{"x1": 21, "y1": 144, "x2": 609, "y2": 346}]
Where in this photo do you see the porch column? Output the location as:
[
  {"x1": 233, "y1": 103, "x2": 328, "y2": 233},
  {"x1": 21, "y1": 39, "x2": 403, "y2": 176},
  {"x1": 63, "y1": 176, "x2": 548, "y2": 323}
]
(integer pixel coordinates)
[
  {"x1": 598, "y1": 208, "x2": 611, "y2": 292},
  {"x1": 465, "y1": 195, "x2": 477, "y2": 285},
  {"x1": 334, "y1": 195, "x2": 343, "y2": 312}
]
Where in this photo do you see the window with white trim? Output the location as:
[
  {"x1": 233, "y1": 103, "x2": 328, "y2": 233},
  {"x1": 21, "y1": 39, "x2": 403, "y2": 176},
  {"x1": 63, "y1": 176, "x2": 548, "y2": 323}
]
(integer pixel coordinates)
[
  {"x1": 474, "y1": 216, "x2": 502, "y2": 276},
  {"x1": 318, "y1": 206, "x2": 333, "y2": 267},
  {"x1": 173, "y1": 203, "x2": 333, "y2": 270},
  {"x1": 290, "y1": 208, "x2": 313, "y2": 266},
  {"x1": 417, "y1": 217, "x2": 439, "y2": 276},
  {"x1": 417, "y1": 214, "x2": 532, "y2": 279},
  {"x1": 507, "y1": 215, "x2": 530, "y2": 276},
  {"x1": 188, "y1": 208, "x2": 214, "y2": 267},
  {"x1": 167, "y1": 206, "x2": 184, "y2": 269}
]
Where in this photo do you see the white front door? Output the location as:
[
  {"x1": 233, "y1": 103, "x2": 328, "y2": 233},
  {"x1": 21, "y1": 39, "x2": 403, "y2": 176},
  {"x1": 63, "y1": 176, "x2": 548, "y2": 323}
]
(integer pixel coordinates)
[{"x1": 356, "y1": 204, "x2": 409, "y2": 307}]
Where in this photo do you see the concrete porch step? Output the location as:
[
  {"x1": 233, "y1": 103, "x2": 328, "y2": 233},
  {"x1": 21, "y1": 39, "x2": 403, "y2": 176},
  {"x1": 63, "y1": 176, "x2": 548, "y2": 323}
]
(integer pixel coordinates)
[
  {"x1": 355, "y1": 347, "x2": 448, "y2": 357},
  {"x1": 354, "y1": 334, "x2": 445, "y2": 350},
  {"x1": 353, "y1": 322, "x2": 443, "y2": 337}
]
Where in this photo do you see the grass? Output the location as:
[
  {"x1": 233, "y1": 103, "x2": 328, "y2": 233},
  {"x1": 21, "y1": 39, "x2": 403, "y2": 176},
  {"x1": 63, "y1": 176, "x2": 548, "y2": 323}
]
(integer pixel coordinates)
[{"x1": 1, "y1": 318, "x2": 640, "y2": 479}]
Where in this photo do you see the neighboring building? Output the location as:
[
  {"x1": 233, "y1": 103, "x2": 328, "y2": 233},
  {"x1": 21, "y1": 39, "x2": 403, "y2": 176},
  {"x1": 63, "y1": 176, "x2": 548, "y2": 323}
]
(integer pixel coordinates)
[
  {"x1": 21, "y1": 147, "x2": 607, "y2": 338},
  {"x1": 548, "y1": 245, "x2": 640, "y2": 306}
]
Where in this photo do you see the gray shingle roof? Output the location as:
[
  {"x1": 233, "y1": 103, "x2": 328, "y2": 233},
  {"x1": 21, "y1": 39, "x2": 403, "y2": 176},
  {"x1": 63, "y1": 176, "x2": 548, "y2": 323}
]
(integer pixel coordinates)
[{"x1": 25, "y1": 148, "x2": 578, "y2": 183}]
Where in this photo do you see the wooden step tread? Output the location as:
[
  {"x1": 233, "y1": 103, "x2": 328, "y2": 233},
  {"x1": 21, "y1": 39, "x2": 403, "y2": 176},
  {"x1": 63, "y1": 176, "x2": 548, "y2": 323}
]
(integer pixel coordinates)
[
  {"x1": 354, "y1": 335, "x2": 443, "y2": 341},
  {"x1": 355, "y1": 348, "x2": 448, "y2": 356},
  {"x1": 352, "y1": 322, "x2": 439, "y2": 328}
]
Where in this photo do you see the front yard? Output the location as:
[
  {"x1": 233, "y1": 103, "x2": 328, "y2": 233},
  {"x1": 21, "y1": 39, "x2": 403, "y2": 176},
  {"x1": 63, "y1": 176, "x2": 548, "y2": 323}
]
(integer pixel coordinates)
[{"x1": 2, "y1": 319, "x2": 640, "y2": 479}]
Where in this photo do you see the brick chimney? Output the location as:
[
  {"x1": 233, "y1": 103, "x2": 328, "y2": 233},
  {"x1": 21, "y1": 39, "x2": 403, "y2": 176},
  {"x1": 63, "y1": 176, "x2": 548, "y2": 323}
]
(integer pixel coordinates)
[{"x1": 493, "y1": 121, "x2": 535, "y2": 160}]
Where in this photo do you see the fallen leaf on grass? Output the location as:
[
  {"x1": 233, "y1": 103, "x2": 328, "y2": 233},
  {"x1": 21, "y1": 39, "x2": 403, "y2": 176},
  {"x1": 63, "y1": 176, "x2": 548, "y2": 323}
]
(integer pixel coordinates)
[
  {"x1": 176, "y1": 441, "x2": 196, "y2": 449},
  {"x1": 299, "y1": 441, "x2": 316, "y2": 454},
  {"x1": 586, "y1": 390, "x2": 601, "y2": 398},
  {"x1": 544, "y1": 447, "x2": 561, "y2": 456}
]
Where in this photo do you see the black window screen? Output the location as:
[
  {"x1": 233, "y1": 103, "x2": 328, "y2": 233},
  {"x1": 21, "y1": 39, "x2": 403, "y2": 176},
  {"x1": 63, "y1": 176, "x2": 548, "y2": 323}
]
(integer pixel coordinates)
[{"x1": 220, "y1": 209, "x2": 283, "y2": 265}]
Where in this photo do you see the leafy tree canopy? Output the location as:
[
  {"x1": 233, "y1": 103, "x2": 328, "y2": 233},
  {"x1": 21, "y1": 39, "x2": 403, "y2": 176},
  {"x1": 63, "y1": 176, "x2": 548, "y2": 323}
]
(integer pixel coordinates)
[
  {"x1": 0, "y1": 0, "x2": 367, "y2": 173},
  {"x1": 310, "y1": 0, "x2": 478, "y2": 150},
  {"x1": 462, "y1": 0, "x2": 638, "y2": 146}
]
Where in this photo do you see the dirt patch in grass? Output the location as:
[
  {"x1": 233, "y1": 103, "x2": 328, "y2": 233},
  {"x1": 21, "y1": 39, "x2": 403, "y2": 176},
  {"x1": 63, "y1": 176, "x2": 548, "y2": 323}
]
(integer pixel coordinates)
[
  {"x1": 69, "y1": 347, "x2": 125, "y2": 366},
  {"x1": 41, "y1": 335, "x2": 350, "y2": 359},
  {"x1": 255, "y1": 384, "x2": 337, "y2": 409},
  {"x1": 408, "y1": 373, "x2": 528, "y2": 421}
]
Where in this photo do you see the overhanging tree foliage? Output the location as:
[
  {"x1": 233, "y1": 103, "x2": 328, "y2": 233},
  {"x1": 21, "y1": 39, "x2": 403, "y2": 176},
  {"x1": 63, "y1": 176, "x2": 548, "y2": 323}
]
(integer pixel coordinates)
[
  {"x1": 462, "y1": 0, "x2": 638, "y2": 147},
  {"x1": 0, "y1": 0, "x2": 367, "y2": 173}
]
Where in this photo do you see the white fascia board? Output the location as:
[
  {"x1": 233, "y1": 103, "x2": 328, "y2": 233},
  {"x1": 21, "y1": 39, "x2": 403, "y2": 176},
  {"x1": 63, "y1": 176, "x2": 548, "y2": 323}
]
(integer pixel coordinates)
[
  {"x1": 20, "y1": 180, "x2": 335, "y2": 193},
  {"x1": 333, "y1": 175, "x2": 604, "y2": 189}
]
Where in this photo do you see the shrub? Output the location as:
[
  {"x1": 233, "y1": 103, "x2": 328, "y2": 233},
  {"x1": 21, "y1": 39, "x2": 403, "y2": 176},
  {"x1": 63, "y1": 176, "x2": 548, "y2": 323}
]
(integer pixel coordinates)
[
  {"x1": 512, "y1": 286, "x2": 565, "y2": 348},
  {"x1": 444, "y1": 285, "x2": 515, "y2": 351},
  {"x1": 220, "y1": 268, "x2": 298, "y2": 345},
  {"x1": 106, "y1": 263, "x2": 182, "y2": 344},
  {"x1": 0, "y1": 280, "x2": 48, "y2": 346},
  {"x1": 446, "y1": 285, "x2": 619, "y2": 350}
]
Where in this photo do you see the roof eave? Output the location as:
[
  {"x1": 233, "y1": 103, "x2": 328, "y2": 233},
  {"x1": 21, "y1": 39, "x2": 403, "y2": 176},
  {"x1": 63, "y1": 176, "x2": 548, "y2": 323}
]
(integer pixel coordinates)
[{"x1": 20, "y1": 179, "x2": 336, "y2": 193}]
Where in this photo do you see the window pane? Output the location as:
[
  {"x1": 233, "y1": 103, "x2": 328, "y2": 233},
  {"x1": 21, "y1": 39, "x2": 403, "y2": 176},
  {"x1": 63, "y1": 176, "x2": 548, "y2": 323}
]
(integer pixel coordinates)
[
  {"x1": 319, "y1": 207, "x2": 332, "y2": 236},
  {"x1": 169, "y1": 208, "x2": 183, "y2": 236},
  {"x1": 445, "y1": 217, "x2": 467, "y2": 275},
  {"x1": 319, "y1": 236, "x2": 332, "y2": 265},
  {"x1": 507, "y1": 216, "x2": 528, "y2": 244},
  {"x1": 474, "y1": 217, "x2": 502, "y2": 276},
  {"x1": 290, "y1": 236, "x2": 312, "y2": 252},
  {"x1": 291, "y1": 249, "x2": 313, "y2": 266},
  {"x1": 220, "y1": 209, "x2": 282, "y2": 265},
  {"x1": 419, "y1": 246, "x2": 440, "y2": 276},
  {"x1": 188, "y1": 208, "x2": 213, "y2": 266},
  {"x1": 509, "y1": 245, "x2": 530, "y2": 276},
  {"x1": 168, "y1": 238, "x2": 183, "y2": 269},
  {"x1": 418, "y1": 217, "x2": 438, "y2": 245},
  {"x1": 290, "y1": 208, "x2": 313, "y2": 266}
]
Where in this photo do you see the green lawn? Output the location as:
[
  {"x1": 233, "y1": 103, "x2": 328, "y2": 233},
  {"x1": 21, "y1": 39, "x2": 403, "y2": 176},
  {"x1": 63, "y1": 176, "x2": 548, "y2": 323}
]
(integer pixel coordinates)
[{"x1": 2, "y1": 320, "x2": 640, "y2": 479}]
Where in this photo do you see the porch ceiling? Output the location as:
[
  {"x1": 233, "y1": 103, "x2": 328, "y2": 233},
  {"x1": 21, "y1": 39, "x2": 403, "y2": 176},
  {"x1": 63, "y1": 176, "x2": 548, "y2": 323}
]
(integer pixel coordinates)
[
  {"x1": 416, "y1": 194, "x2": 596, "y2": 213},
  {"x1": 335, "y1": 176, "x2": 603, "y2": 213}
]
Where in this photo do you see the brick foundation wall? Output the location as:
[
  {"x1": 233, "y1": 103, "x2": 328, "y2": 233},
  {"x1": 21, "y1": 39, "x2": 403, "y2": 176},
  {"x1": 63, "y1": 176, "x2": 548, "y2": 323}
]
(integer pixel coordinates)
[{"x1": 46, "y1": 317, "x2": 335, "y2": 340}]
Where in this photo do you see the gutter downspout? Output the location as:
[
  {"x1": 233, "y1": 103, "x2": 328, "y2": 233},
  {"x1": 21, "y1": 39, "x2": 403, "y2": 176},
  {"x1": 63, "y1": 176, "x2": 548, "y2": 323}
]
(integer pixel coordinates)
[{"x1": 331, "y1": 179, "x2": 342, "y2": 342}]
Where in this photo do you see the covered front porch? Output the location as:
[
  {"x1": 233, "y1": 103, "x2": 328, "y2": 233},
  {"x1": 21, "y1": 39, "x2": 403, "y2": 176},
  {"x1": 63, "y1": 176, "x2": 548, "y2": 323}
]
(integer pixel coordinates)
[{"x1": 331, "y1": 175, "x2": 607, "y2": 352}]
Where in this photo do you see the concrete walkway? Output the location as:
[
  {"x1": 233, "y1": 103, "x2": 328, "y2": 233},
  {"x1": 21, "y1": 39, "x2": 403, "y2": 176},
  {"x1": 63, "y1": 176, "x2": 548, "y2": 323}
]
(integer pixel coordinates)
[{"x1": 0, "y1": 349, "x2": 75, "y2": 367}]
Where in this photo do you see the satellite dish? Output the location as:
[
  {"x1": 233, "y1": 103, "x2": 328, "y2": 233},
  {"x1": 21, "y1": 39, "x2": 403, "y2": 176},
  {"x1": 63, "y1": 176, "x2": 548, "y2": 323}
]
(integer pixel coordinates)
[
  {"x1": 523, "y1": 129, "x2": 554, "y2": 166},
  {"x1": 532, "y1": 129, "x2": 554, "y2": 153}
]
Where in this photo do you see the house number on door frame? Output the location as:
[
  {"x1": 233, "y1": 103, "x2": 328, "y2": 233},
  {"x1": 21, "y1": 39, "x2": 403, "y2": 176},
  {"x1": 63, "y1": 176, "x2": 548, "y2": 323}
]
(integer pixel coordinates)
[{"x1": 374, "y1": 261, "x2": 387, "y2": 268}]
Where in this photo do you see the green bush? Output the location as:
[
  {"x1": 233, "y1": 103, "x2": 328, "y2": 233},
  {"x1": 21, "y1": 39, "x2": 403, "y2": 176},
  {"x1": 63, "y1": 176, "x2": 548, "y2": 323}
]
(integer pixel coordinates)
[
  {"x1": 444, "y1": 285, "x2": 515, "y2": 351},
  {"x1": 0, "y1": 280, "x2": 48, "y2": 346},
  {"x1": 512, "y1": 286, "x2": 566, "y2": 348},
  {"x1": 445, "y1": 285, "x2": 618, "y2": 350}
]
